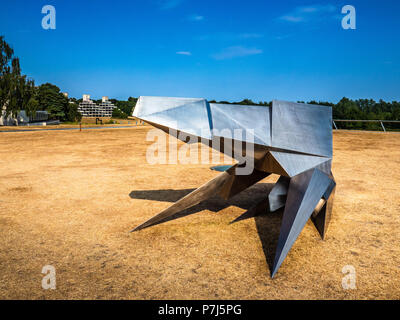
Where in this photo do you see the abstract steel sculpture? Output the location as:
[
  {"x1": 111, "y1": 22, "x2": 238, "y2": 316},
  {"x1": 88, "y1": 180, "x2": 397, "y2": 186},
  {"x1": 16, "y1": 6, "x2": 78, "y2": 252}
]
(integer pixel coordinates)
[{"x1": 131, "y1": 96, "x2": 336, "y2": 277}]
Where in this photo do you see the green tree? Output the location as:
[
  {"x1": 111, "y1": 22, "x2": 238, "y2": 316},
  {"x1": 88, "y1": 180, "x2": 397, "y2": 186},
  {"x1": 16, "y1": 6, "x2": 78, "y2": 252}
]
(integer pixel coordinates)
[
  {"x1": 115, "y1": 97, "x2": 137, "y2": 116},
  {"x1": 112, "y1": 108, "x2": 128, "y2": 119},
  {"x1": 25, "y1": 97, "x2": 39, "y2": 119},
  {"x1": 237, "y1": 98, "x2": 257, "y2": 105},
  {"x1": 65, "y1": 102, "x2": 82, "y2": 122},
  {"x1": 0, "y1": 36, "x2": 36, "y2": 119},
  {"x1": 36, "y1": 83, "x2": 68, "y2": 120}
]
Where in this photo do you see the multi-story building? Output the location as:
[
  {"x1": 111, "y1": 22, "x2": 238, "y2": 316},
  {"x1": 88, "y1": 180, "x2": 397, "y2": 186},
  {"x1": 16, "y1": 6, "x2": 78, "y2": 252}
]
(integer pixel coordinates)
[
  {"x1": 98, "y1": 96, "x2": 117, "y2": 115},
  {"x1": 77, "y1": 94, "x2": 117, "y2": 118}
]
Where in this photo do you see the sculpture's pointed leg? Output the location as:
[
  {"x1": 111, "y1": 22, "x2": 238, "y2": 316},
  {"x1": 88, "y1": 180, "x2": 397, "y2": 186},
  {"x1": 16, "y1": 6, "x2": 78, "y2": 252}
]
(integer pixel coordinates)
[
  {"x1": 131, "y1": 171, "x2": 232, "y2": 232},
  {"x1": 311, "y1": 175, "x2": 336, "y2": 239},
  {"x1": 268, "y1": 176, "x2": 290, "y2": 212},
  {"x1": 131, "y1": 166, "x2": 270, "y2": 232},
  {"x1": 271, "y1": 168, "x2": 333, "y2": 278}
]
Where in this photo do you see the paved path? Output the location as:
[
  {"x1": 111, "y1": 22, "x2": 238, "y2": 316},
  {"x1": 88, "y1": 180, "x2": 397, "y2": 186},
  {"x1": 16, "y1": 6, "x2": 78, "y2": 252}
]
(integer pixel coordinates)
[{"x1": 0, "y1": 125, "x2": 140, "y2": 133}]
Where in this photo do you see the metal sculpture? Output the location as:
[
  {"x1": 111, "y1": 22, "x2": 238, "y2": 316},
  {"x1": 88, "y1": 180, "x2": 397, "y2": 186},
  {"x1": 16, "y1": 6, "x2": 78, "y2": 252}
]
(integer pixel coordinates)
[{"x1": 131, "y1": 96, "x2": 336, "y2": 277}]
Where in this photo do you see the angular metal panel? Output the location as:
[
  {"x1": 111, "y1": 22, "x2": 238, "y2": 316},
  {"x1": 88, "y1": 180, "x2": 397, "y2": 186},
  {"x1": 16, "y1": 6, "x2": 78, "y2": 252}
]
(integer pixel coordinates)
[
  {"x1": 144, "y1": 119, "x2": 202, "y2": 145},
  {"x1": 312, "y1": 181, "x2": 336, "y2": 239},
  {"x1": 133, "y1": 96, "x2": 206, "y2": 118},
  {"x1": 268, "y1": 175, "x2": 290, "y2": 212},
  {"x1": 210, "y1": 165, "x2": 234, "y2": 172},
  {"x1": 209, "y1": 103, "x2": 271, "y2": 146},
  {"x1": 271, "y1": 100, "x2": 333, "y2": 157},
  {"x1": 270, "y1": 151, "x2": 331, "y2": 177},
  {"x1": 140, "y1": 100, "x2": 212, "y2": 140},
  {"x1": 271, "y1": 168, "x2": 332, "y2": 277},
  {"x1": 315, "y1": 160, "x2": 333, "y2": 176},
  {"x1": 255, "y1": 151, "x2": 288, "y2": 176}
]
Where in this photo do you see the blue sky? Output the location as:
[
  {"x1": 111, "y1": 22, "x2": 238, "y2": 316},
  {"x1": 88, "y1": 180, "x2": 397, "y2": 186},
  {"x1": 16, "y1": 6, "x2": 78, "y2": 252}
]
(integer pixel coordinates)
[{"x1": 1, "y1": 0, "x2": 400, "y2": 102}]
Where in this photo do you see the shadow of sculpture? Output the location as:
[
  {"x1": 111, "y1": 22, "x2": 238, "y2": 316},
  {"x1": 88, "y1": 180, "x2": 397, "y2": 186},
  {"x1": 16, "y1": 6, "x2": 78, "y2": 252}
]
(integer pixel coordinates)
[
  {"x1": 129, "y1": 183, "x2": 283, "y2": 276},
  {"x1": 254, "y1": 209, "x2": 284, "y2": 274}
]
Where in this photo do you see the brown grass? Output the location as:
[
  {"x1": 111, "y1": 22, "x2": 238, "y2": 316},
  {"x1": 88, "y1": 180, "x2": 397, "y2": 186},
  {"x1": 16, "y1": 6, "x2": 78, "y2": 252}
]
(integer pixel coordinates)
[{"x1": 0, "y1": 127, "x2": 399, "y2": 299}]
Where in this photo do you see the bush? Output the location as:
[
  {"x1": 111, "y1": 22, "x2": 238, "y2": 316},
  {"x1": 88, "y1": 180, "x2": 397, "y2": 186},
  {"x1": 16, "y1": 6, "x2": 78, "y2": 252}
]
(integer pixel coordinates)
[{"x1": 112, "y1": 108, "x2": 128, "y2": 119}]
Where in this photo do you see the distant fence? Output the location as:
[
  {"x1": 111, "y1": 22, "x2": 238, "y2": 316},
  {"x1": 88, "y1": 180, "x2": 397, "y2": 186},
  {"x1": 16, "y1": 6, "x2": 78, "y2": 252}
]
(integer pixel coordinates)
[{"x1": 333, "y1": 120, "x2": 400, "y2": 132}]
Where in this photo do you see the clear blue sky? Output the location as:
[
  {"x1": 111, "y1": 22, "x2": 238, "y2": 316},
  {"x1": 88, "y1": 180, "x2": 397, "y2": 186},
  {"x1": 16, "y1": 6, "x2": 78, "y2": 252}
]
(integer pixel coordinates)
[{"x1": 1, "y1": 0, "x2": 400, "y2": 102}]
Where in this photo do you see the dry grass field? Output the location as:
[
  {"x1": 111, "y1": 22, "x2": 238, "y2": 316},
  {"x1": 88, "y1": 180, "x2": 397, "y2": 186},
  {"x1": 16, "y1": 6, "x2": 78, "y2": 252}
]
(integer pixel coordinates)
[{"x1": 0, "y1": 127, "x2": 399, "y2": 299}]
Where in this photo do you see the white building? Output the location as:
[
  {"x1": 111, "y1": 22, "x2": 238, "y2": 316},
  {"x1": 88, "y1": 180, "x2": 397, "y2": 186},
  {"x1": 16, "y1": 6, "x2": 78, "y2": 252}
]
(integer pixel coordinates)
[
  {"x1": 78, "y1": 94, "x2": 117, "y2": 117},
  {"x1": 0, "y1": 107, "x2": 49, "y2": 126}
]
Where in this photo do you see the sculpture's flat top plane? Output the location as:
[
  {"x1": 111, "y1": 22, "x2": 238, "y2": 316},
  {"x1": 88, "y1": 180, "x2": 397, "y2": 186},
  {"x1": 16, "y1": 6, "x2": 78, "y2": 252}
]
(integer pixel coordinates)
[
  {"x1": 132, "y1": 96, "x2": 336, "y2": 277},
  {"x1": 134, "y1": 96, "x2": 332, "y2": 158}
]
